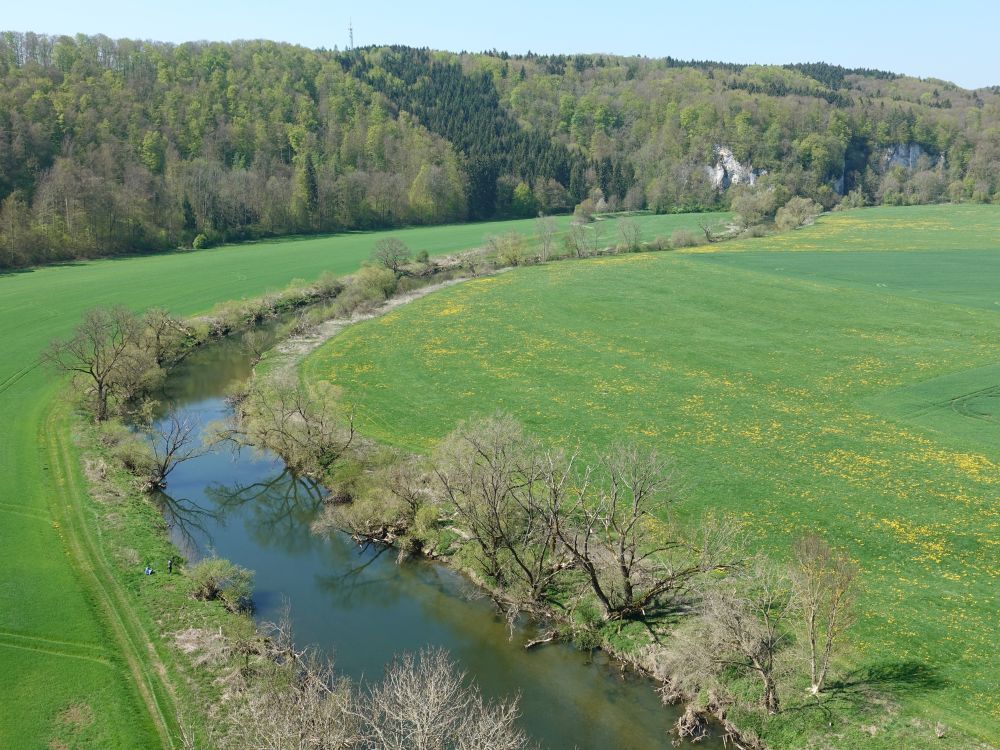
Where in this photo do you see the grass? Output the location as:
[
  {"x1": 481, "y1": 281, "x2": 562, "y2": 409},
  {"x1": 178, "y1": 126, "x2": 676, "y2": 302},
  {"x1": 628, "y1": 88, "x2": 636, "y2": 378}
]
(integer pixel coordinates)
[
  {"x1": 301, "y1": 204, "x2": 1000, "y2": 749},
  {"x1": 0, "y1": 210, "x2": 719, "y2": 748}
]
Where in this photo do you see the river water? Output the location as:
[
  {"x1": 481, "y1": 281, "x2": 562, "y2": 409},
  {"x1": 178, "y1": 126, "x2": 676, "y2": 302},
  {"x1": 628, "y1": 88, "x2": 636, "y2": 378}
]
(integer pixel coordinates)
[{"x1": 153, "y1": 331, "x2": 721, "y2": 749}]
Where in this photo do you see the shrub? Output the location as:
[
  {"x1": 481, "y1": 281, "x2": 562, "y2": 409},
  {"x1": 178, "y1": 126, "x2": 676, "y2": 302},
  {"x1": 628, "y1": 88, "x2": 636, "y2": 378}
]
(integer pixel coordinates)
[
  {"x1": 837, "y1": 188, "x2": 867, "y2": 211},
  {"x1": 396, "y1": 275, "x2": 433, "y2": 295},
  {"x1": 741, "y1": 224, "x2": 769, "y2": 238},
  {"x1": 730, "y1": 186, "x2": 778, "y2": 228},
  {"x1": 98, "y1": 421, "x2": 155, "y2": 477},
  {"x1": 775, "y1": 196, "x2": 822, "y2": 231},
  {"x1": 670, "y1": 228, "x2": 699, "y2": 248},
  {"x1": 488, "y1": 232, "x2": 527, "y2": 266},
  {"x1": 354, "y1": 265, "x2": 398, "y2": 300},
  {"x1": 187, "y1": 557, "x2": 254, "y2": 612},
  {"x1": 192, "y1": 233, "x2": 210, "y2": 250},
  {"x1": 314, "y1": 271, "x2": 344, "y2": 299}
]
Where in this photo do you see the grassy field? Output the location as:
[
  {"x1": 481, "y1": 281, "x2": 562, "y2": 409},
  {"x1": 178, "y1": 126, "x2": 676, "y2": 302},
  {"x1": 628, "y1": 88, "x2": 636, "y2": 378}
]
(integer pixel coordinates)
[
  {"x1": 0, "y1": 211, "x2": 717, "y2": 748},
  {"x1": 302, "y1": 205, "x2": 1000, "y2": 748}
]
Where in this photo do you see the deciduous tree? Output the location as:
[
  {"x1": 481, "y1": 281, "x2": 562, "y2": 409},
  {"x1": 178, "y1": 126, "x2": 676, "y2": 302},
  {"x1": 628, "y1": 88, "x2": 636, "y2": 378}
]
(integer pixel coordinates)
[
  {"x1": 42, "y1": 306, "x2": 157, "y2": 421},
  {"x1": 791, "y1": 534, "x2": 857, "y2": 695},
  {"x1": 371, "y1": 237, "x2": 411, "y2": 273}
]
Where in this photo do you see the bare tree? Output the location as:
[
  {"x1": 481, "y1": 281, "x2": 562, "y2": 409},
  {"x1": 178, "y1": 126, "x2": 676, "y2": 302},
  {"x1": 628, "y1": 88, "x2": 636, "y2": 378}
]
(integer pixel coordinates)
[
  {"x1": 617, "y1": 217, "x2": 641, "y2": 252},
  {"x1": 223, "y1": 608, "x2": 357, "y2": 750},
  {"x1": 552, "y1": 444, "x2": 734, "y2": 620},
  {"x1": 142, "y1": 307, "x2": 189, "y2": 366},
  {"x1": 354, "y1": 648, "x2": 527, "y2": 750},
  {"x1": 242, "y1": 329, "x2": 269, "y2": 366},
  {"x1": 791, "y1": 534, "x2": 857, "y2": 695},
  {"x1": 222, "y1": 376, "x2": 356, "y2": 478},
  {"x1": 433, "y1": 416, "x2": 569, "y2": 610},
  {"x1": 371, "y1": 237, "x2": 411, "y2": 273},
  {"x1": 144, "y1": 412, "x2": 208, "y2": 490},
  {"x1": 588, "y1": 221, "x2": 605, "y2": 254},
  {"x1": 534, "y1": 214, "x2": 557, "y2": 262},
  {"x1": 225, "y1": 614, "x2": 527, "y2": 750},
  {"x1": 662, "y1": 558, "x2": 792, "y2": 715},
  {"x1": 697, "y1": 221, "x2": 717, "y2": 244},
  {"x1": 487, "y1": 232, "x2": 527, "y2": 266},
  {"x1": 710, "y1": 559, "x2": 792, "y2": 713},
  {"x1": 42, "y1": 306, "x2": 155, "y2": 421},
  {"x1": 564, "y1": 223, "x2": 588, "y2": 258}
]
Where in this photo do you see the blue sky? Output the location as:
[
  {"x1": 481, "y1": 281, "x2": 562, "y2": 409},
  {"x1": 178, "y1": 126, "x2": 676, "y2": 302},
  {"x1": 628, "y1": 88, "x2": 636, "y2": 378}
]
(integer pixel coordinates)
[{"x1": 5, "y1": 0, "x2": 998, "y2": 89}]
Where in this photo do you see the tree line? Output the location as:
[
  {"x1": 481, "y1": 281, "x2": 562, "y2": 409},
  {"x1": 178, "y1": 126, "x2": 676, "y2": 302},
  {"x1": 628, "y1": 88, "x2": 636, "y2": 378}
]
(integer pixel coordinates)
[
  {"x1": 231, "y1": 385, "x2": 858, "y2": 730},
  {"x1": 3, "y1": 32, "x2": 1000, "y2": 269}
]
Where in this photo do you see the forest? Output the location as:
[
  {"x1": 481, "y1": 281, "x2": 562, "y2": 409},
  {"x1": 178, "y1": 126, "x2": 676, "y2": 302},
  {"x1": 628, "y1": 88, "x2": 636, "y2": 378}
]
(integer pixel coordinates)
[{"x1": 2, "y1": 31, "x2": 1000, "y2": 268}]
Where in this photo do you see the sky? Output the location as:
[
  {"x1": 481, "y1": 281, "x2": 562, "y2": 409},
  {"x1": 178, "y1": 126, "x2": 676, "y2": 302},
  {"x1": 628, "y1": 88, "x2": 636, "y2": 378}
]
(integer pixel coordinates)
[{"x1": 4, "y1": 0, "x2": 998, "y2": 89}]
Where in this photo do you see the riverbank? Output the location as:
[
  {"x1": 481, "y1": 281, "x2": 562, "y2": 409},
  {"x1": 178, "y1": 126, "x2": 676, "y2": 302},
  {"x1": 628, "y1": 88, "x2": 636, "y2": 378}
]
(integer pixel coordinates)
[
  {"x1": 248, "y1": 264, "x2": 738, "y2": 746},
  {"x1": 0, "y1": 210, "x2": 735, "y2": 747},
  {"x1": 59, "y1": 266, "x2": 721, "y2": 747}
]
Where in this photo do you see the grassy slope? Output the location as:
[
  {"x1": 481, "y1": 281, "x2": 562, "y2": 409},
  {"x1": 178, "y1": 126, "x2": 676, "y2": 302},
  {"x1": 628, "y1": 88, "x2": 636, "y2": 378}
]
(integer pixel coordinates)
[
  {"x1": 301, "y1": 205, "x2": 1000, "y2": 748},
  {"x1": 0, "y1": 211, "x2": 716, "y2": 747}
]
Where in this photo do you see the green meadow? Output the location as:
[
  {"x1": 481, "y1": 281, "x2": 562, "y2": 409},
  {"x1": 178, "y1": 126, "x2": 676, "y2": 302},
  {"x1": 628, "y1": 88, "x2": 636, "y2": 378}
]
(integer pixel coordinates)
[
  {"x1": 0, "y1": 211, "x2": 715, "y2": 748},
  {"x1": 302, "y1": 205, "x2": 1000, "y2": 747}
]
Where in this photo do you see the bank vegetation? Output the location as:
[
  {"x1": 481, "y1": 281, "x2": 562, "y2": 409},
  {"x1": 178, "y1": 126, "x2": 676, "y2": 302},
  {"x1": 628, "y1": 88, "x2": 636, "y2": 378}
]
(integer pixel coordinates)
[{"x1": 49, "y1": 219, "x2": 884, "y2": 747}]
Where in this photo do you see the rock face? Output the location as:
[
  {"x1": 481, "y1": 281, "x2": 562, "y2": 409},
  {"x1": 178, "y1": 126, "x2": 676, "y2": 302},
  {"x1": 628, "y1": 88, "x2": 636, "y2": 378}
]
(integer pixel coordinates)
[
  {"x1": 883, "y1": 143, "x2": 927, "y2": 170},
  {"x1": 707, "y1": 146, "x2": 765, "y2": 189},
  {"x1": 833, "y1": 170, "x2": 846, "y2": 196}
]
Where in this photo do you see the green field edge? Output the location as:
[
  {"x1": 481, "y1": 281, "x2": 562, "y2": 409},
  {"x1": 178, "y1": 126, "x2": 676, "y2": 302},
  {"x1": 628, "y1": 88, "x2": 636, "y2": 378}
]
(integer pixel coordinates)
[
  {"x1": 44, "y1": 398, "x2": 184, "y2": 748},
  {"x1": 295, "y1": 224, "x2": 1000, "y2": 748}
]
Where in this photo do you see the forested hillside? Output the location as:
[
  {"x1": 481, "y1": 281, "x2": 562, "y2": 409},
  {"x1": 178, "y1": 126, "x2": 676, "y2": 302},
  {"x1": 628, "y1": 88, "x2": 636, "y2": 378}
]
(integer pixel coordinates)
[{"x1": 2, "y1": 32, "x2": 999, "y2": 268}]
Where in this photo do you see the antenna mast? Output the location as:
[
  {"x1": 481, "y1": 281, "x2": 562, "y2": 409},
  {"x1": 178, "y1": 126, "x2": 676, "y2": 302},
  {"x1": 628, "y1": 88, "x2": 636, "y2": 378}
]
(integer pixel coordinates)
[{"x1": 348, "y1": 19, "x2": 354, "y2": 51}]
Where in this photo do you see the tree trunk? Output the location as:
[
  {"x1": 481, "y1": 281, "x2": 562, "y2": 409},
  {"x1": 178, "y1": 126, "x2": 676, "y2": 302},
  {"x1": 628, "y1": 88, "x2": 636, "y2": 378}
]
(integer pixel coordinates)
[
  {"x1": 95, "y1": 382, "x2": 109, "y2": 422},
  {"x1": 763, "y1": 673, "x2": 780, "y2": 714}
]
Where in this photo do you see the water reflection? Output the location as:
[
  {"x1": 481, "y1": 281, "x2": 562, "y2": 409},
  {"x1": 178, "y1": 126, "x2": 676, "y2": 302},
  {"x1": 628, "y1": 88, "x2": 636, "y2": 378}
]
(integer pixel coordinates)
[
  {"x1": 153, "y1": 489, "x2": 224, "y2": 554},
  {"x1": 206, "y1": 469, "x2": 326, "y2": 553},
  {"x1": 150, "y1": 329, "x2": 722, "y2": 749}
]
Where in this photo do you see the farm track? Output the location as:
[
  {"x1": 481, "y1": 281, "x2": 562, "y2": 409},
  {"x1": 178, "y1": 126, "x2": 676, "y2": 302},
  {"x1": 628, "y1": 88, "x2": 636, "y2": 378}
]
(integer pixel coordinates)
[
  {"x1": 0, "y1": 501, "x2": 51, "y2": 522},
  {"x1": 947, "y1": 384, "x2": 1000, "y2": 421},
  {"x1": 0, "y1": 630, "x2": 112, "y2": 666},
  {"x1": 43, "y1": 402, "x2": 181, "y2": 749},
  {"x1": 0, "y1": 361, "x2": 39, "y2": 396},
  {"x1": 0, "y1": 211, "x2": 724, "y2": 746}
]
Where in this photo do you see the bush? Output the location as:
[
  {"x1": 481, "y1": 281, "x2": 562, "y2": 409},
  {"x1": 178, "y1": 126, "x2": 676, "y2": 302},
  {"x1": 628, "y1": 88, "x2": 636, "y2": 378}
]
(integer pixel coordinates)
[
  {"x1": 670, "y1": 228, "x2": 699, "y2": 248},
  {"x1": 741, "y1": 224, "x2": 769, "y2": 238},
  {"x1": 775, "y1": 196, "x2": 822, "y2": 231},
  {"x1": 573, "y1": 198, "x2": 596, "y2": 223},
  {"x1": 192, "y1": 233, "x2": 211, "y2": 250},
  {"x1": 837, "y1": 188, "x2": 867, "y2": 211},
  {"x1": 354, "y1": 265, "x2": 398, "y2": 300},
  {"x1": 396, "y1": 275, "x2": 434, "y2": 295},
  {"x1": 94, "y1": 421, "x2": 155, "y2": 480},
  {"x1": 730, "y1": 186, "x2": 778, "y2": 228},
  {"x1": 488, "y1": 232, "x2": 527, "y2": 266},
  {"x1": 187, "y1": 557, "x2": 254, "y2": 612}
]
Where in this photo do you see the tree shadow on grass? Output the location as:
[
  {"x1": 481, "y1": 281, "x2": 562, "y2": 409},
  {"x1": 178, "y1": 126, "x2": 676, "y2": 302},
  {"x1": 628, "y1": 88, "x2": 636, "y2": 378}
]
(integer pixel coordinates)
[
  {"x1": 787, "y1": 660, "x2": 950, "y2": 724},
  {"x1": 829, "y1": 660, "x2": 948, "y2": 696}
]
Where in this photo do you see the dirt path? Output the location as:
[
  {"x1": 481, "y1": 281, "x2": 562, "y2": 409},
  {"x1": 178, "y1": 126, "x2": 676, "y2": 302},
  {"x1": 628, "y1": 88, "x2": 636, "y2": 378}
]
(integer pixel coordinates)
[
  {"x1": 44, "y1": 402, "x2": 181, "y2": 749},
  {"x1": 266, "y1": 274, "x2": 487, "y2": 377}
]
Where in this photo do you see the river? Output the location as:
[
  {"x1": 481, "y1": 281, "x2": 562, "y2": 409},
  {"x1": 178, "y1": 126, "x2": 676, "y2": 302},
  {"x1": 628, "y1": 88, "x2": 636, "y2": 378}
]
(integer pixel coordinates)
[{"x1": 152, "y1": 329, "x2": 722, "y2": 749}]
